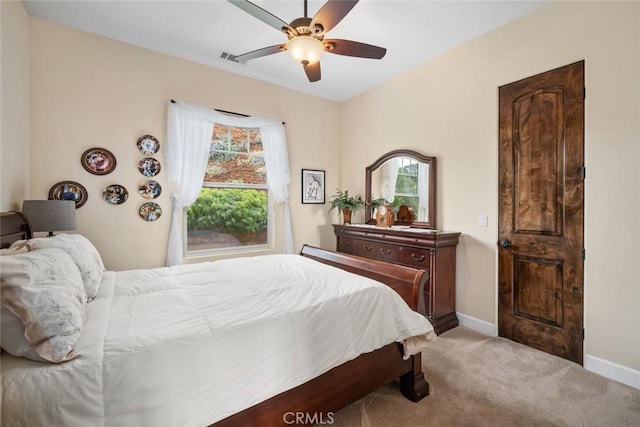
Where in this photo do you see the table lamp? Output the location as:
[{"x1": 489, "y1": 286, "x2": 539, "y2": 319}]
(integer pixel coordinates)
[{"x1": 21, "y1": 200, "x2": 77, "y2": 237}]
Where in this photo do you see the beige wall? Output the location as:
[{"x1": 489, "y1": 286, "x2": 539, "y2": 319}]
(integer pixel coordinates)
[
  {"x1": 341, "y1": 1, "x2": 640, "y2": 372},
  {"x1": 11, "y1": 0, "x2": 640, "y2": 383},
  {"x1": 1, "y1": 0, "x2": 30, "y2": 210},
  {"x1": 29, "y1": 18, "x2": 340, "y2": 270}
]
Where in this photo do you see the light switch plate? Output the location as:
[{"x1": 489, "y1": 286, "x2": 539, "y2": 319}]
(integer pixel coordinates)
[{"x1": 479, "y1": 214, "x2": 488, "y2": 227}]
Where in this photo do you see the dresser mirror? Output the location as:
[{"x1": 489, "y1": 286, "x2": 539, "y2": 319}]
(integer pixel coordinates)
[{"x1": 365, "y1": 149, "x2": 436, "y2": 229}]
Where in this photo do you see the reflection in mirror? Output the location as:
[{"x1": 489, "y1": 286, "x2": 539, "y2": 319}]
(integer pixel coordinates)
[{"x1": 365, "y1": 150, "x2": 436, "y2": 229}]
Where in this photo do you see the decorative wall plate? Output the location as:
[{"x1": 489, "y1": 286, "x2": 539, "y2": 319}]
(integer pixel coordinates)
[
  {"x1": 137, "y1": 135, "x2": 160, "y2": 155},
  {"x1": 48, "y1": 180, "x2": 88, "y2": 208},
  {"x1": 102, "y1": 184, "x2": 128, "y2": 205},
  {"x1": 138, "y1": 180, "x2": 162, "y2": 199},
  {"x1": 138, "y1": 157, "x2": 161, "y2": 177},
  {"x1": 139, "y1": 202, "x2": 162, "y2": 222},
  {"x1": 81, "y1": 147, "x2": 116, "y2": 175}
]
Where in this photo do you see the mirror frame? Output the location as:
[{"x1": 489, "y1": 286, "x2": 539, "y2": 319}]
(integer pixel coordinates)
[{"x1": 365, "y1": 149, "x2": 437, "y2": 229}]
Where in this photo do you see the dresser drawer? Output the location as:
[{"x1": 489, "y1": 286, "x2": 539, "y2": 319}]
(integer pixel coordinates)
[
  {"x1": 373, "y1": 242, "x2": 430, "y2": 269},
  {"x1": 336, "y1": 236, "x2": 359, "y2": 256},
  {"x1": 339, "y1": 237, "x2": 431, "y2": 269}
]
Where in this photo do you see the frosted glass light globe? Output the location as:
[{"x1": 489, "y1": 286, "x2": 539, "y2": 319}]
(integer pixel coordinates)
[{"x1": 287, "y1": 36, "x2": 324, "y2": 65}]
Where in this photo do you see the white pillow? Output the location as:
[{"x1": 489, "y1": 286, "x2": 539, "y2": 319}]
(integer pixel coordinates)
[
  {"x1": 0, "y1": 248, "x2": 87, "y2": 363},
  {"x1": 11, "y1": 234, "x2": 105, "y2": 300},
  {"x1": 0, "y1": 246, "x2": 28, "y2": 256}
]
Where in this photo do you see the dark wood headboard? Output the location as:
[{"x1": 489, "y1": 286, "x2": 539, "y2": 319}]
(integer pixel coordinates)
[{"x1": 1, "y1": 211, "x2": 33, "y2": 249}]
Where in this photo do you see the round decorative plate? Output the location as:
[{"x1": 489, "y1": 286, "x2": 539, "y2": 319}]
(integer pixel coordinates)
[
  {"x1": 102, "y1": 184, "x2": 128, "y2": 205},
  {"x1": 138, "y1": 180, "x2": 162, "y2": 199},
  {"x1": 48, "y1": 180, "x2": 88, "y2": 208},
  {"x1": 81, "y1": 147, "x2": 117, "y2": 175},
  {"x1": 138, "y1": 157, "x2": 161, "y2": 177},
  {"x1": 139, "y1": 202, "x2": 162, "y2": 222},
  {"x1": 137, "y1": 135, "x2": 160, "y2": 155}
]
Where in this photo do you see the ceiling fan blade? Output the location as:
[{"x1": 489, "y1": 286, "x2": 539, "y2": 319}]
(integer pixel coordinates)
[
  {"x1": 233, "y1": 44, "x2": 287, "y2": 63},
  {"x1": 303, "y1": 61, "x2": 321, "y2": 82},
  {"x1": 227, "y1": 0, "x2": 291, "y2": 33},
  {"x1": 311, "y1": 0, "x2": 359, "y2": 33},
  {"x1": 324, "y1": 39, "x2": 386, "y2": 59}
]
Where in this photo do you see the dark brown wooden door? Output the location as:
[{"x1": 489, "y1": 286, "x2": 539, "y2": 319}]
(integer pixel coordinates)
[{"x1": 498, "y1": 61, "x2": 585, "y2": 364}]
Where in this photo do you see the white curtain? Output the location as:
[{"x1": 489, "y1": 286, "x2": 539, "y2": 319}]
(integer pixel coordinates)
[
  {"x1": 380, "y1": 158, "x2": 400, "y2": 203},
  {"x1": 260, "y1": 124, "x2": 294, "y2": 254},
  {"x1": 165, "y1": 99, "x2": 293, "y2": 266},
  {"x1": 417, "y1": 162, "x2": 430, "y2": 221},
  {"x1": 165, "y1": 102, "x2": 214, "y2": 267}
]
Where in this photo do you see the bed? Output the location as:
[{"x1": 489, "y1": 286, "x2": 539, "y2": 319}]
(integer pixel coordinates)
[{"x1": 0, "y1": 211, "x2": 435, "y2": 426}]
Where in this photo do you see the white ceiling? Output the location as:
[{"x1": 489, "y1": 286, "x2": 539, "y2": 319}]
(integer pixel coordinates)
[{"x1": 22, "y1": 0, "x2": 547, "y2": 103}]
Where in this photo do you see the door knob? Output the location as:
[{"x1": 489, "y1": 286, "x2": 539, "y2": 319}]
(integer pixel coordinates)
[{"x1": 500, "y1": 239, "x2": 512, "y2": 249}]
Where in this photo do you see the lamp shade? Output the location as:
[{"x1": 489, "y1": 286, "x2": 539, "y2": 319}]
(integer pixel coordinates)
[
  {"x1": 287, "y1": 36, "x2": 324, "y2": 65},
  {"x1": 22, "y1": 200, "x2": 77, "y2": 236}
]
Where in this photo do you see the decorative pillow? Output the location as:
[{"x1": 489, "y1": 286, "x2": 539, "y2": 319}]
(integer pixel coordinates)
[
  {"x1": 0, "y1": 248, "x2": 86, "y2": 363},
  {"x1": 11, "y1": 234, "x2": 105, "y2": 300}
]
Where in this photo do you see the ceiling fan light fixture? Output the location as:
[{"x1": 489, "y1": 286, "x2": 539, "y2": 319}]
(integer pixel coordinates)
[{"x1": 287, "y1": 36, "x2": 324, "y2": 65}]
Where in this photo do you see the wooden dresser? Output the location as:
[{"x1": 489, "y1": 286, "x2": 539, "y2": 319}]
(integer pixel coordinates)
[{"x1": 333, "y1": 224, "x2": 461, "y2": 335}]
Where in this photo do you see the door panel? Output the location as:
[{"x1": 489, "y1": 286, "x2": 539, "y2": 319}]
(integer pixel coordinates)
[
  {"x1": 513, "y1": 88, "x2": 564, "y2": 235},
  {"x1": 498, "y1": 61, "x2": 585, "y2": 364},
  {"x1": 513, "y1": 255, "x2": 563, "y2": 327}
]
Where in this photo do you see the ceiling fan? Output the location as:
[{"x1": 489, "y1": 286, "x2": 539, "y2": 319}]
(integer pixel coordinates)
[{"x1": 226, "y1": 0, "x2": 387, "y2": 82}]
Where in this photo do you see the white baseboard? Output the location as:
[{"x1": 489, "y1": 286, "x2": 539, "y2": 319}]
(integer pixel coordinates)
[
  {"x1": 456, "y1": 312, "x2": 497, "y2": 337},
  {"x1": 456, "y1": 312, "x2": 640, "y2": 390},
  {"x1": 584, "y1": 354, "x2": 640, "y2": 390}
]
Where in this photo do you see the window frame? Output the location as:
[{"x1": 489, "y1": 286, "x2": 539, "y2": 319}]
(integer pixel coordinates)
[{"x1": 183, "y1": 124, "x2": 273, "y2": 257}]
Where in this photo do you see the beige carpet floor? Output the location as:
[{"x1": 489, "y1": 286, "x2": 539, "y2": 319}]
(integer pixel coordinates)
[{"x1": 331, "y1": 327, "x2": 640, "y2": 426}]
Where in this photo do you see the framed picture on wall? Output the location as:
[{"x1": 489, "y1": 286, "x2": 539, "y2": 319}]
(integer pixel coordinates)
[
  {"x1": 48, "y1": 180, "x2": 88, "y2": 208},
  {"x1": 301, "y1": 169, "x2": 325, "y2": 204},
  {"x1": 81, "y1": 147, "x2": 116, "y2": 175}
]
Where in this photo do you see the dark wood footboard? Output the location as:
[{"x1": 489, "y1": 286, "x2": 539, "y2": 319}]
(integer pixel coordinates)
[{"x1": 214, "y1": 245, "x2": 431, "y2": 426}]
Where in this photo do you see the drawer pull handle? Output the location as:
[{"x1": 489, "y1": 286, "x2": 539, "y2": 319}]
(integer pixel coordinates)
[
  {"x1": 380, "y1": 248, "x2": 392, "y2": 255},
  {"x1": 340, "y1": 241, "x2": 350, "y2": 247},
  {"x1": 411, "y1": 253, "x2": 426, "y2": 262},
  {"x1": 363, "y1": 245, "x2": 373, "y2": 252}
]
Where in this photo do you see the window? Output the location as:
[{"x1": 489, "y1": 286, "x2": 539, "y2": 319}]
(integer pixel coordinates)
[
  {"x1": 392, "y1": 157, "x2": 419, "y2": 211},
  {"x1": 185, "y1": 124, "x2": 270, "y2": 254}
]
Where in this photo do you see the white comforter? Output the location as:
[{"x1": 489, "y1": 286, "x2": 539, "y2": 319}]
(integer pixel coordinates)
[{"x1": 1, "y1": 254, "x2": 434, "y2": 426}]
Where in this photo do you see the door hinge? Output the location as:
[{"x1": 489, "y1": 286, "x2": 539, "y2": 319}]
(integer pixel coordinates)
[
  {"x1": 577, "y1": 166, "x2": 586, "y2": 179},
  {"x1": 583, "y1": 87, "x2": 586, "y2": 99},
  {"x1": 581, "y1": 327, "x2": 585, "y2": 340},
  {"x1": 581, "y1": 248, "x2": 586, "y2": 260}
]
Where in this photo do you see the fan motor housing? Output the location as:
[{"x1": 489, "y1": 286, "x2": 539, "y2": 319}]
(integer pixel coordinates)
[{"x1": 288, "y1": 17, "x2": 324, "y2": 38}]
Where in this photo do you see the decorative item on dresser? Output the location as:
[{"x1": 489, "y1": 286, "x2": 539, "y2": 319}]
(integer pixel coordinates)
[
  {"x1": 329, "y1": 188, "x2": 366, "y2": 224},
  {"x1": 375, "y1": 203, "x2": 395, "y2": 227},
  {"x1": 397, "y1": 204, "x2": 416, "y2": 223},
  {"x1": 334, "y1": 224, "x2": 460, "y2": 335}
]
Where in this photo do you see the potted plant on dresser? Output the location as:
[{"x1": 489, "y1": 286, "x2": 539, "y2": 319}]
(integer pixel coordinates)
[{"x1": 329, "y1": 189, "x2": 366, "y2": 224}]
